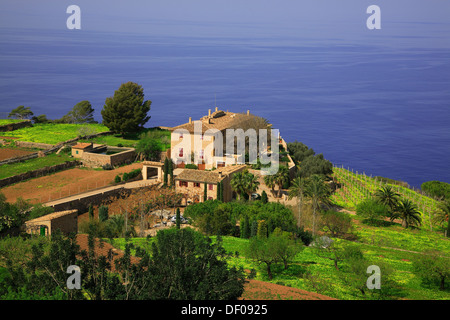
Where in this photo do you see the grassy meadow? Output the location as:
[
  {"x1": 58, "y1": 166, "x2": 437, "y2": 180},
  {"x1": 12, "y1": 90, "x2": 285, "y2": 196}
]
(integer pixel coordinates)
[{"x1": 0, "y1": 123, "x2": 109, "y2": 145}]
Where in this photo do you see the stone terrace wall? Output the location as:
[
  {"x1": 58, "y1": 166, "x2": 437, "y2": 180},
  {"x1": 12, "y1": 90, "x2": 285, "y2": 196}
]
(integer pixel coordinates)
[
  {"x1": 0, "y1": 120, "x2": 32, "y2": 132},
  {"x1": 81, "y1": 148, "x2": 136, "y2": 167},
  {"x1": 48, "y1": 187, "x2": 132, "y2": 213},
  {"x1": 0, "y1": 160, "x2": 81, "y2": 188},
  {"x1": 15, "y1": 141, "x2": 54, "y2": 150}
]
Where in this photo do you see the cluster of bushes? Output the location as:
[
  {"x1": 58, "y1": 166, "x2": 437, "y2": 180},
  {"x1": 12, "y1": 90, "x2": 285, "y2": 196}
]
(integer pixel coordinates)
[
  {"x1": 287, "y1": 141, "x2": 333, "y2": 178},
  {"x1": 421, "y1": 180, "x2": 450, "y2": 200},
  {"x1": 79, "y1": 205, "x2": 136, "y2": 239},
  {"x1": 183, "y1": 200, "x2": 302, "y2": 240},
  {"x1": 0, "y1": 193, "x2": 54, "y2": 235},
  {"x1": 114, "y1": 169, "x2": 142, "y2": 184}
]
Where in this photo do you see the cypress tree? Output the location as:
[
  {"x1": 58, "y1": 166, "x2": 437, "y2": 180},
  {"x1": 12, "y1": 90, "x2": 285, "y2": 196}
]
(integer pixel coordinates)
[
  {"x1": 261, "y1": 190, "x2": 268, "y2": 204},
  {"x1": 220, "y1": 182, "x2": 224, "y2": 201},
  {"x1": 217, "y1": 182, "x2": 221, "y2": 200},
  {"x1": 99, "y1": 205, "x2": 109, "y2": 222},
  {"x1": 168, "y1": 159, "x2": 174, "y2": 186},
  {"x1": 204, "y1": 182, "x2": 208, "y2": 202},
  {"x1": 163, "y1": 158, "x2": 169, "y2": 186},
  {"x1": 257, "y1": 220, "x2": 268, "y2": 239},
  {"x1": 176, "y1": 207, "x2": 181, "y2": 230},
  {"x1": 250, "y1": 219, "x2": 258, "y2": 238},
  {"x1": 88, "y1": 205, "x2": 94, "y2": 220}
]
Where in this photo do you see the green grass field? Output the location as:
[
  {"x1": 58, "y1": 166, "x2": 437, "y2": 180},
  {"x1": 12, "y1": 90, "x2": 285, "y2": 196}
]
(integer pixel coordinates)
[
  {"x1": 0, "y1": 123, "x2": 109, "y2": 145},
  {"x1": 79, "y1": 127, "x2": 171, "y2": 149},
  {"x1": 109, "y1": 219, "x2": 449, "y2": 300},
  {"x1": 0, "y1": 153, "x2": 73, "y2": 180},
  {"x1": 0, "y1": 119, "x2": 27, "y2": 126}
]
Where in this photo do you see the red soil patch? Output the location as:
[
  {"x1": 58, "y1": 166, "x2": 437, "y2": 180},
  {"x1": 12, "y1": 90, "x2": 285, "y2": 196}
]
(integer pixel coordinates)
[
  {"x1": 1, "y1": 162, "x2": 143, "y2": 203},
  {"x1": 240, "y1": 279, "x2": 336, "y2": 300},
  {"x1": 0, "y1": 147, "x2": 34, "y2": 161},
  {"x1": 76, "y1": 234, "x2": 140, "y2": 272}
]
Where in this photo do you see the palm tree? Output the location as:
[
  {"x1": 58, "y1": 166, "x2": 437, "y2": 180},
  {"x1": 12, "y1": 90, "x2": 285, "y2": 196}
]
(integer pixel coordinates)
[
  {"x1": 288, "y1": 176, "x2": 308, "y2": 227},
  {"x1": 375, "y1": 186, "x2": 400, "y2": 221},
  {"x1": 274, "y1": 166, "x2": 290, "y2": 198},
  {"x1": 231, "y1": 171, "x2": 246, "y2": 200},
  {"x1": 304, "y1": 174, "x2": 331, "y2": 236},
  {"x1": 433, "y1": 200, "x2": 450, "y2": 237},
  {"x1": 264, "y1": 174, "x2": 276, "y2": 197},
  {"x1": 396, "y1": 199, "x2": 422, "y2": 229},
  {"x1": 243, "y1": 172, "x2": 260, "y2": 200}
]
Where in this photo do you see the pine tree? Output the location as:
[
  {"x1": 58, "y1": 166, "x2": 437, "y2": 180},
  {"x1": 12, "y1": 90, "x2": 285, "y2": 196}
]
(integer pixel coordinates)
[{"x1": 101, "y1": 82, "x2": 151, "y2": 136}]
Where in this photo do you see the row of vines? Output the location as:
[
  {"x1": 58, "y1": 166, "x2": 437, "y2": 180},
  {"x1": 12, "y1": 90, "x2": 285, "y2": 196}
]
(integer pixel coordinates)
[{"x1": 330, "y1": 165, "x2": 441, "y2": 231}]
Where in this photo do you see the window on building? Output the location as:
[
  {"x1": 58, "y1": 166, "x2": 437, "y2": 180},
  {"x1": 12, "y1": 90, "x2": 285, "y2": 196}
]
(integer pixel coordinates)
[
  {"x1": 179, "y1": 148, "x2": 183, "y2": 157},
  {"x1": 199, "y1": 149, "x2": 204, "y2": 160},
  {"x1": 194, "y1": 182, "x2": 200, "y2": 188},
  {"x1": 209, "y1": 184, "x2": 214, "y2": 190}
]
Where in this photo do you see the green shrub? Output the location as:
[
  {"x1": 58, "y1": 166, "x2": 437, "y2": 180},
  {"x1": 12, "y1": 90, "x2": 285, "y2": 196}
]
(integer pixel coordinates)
[
  {"x1": 421, "y1": 181, "x2": 450, "y2": 200},
  {"x1": 356, "y1": 198, "x2": 389, "y2": 224},
  {"x1": 114, "y1": 175, "x2": 121, "y2": 183},
  {"x1": 98, "y1": 206, "x2": 109, "y2": 222},
  {"x1": 185, "y1": 164, "x2": 198, "y2": 170}
]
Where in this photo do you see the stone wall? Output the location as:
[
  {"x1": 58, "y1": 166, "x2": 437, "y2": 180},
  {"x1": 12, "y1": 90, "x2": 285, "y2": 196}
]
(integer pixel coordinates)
[
  {"x1": 81, "y1": 147, "x2": 136, "y2": 167},
  {"x1": 0, "y1": 160, "x2": 80, "y2": 188},
  {"x1": 0, "y1": 120, "x2": 32, "y2": 132},
  {"x1": 15, "y1": 141, "x2": 54, "y2": 150},
  {"x1": 48, "y1": 187, "x2": 132, "y2": 213}
]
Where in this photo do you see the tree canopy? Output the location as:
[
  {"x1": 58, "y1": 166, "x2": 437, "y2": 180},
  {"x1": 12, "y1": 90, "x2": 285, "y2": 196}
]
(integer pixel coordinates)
[
  {"x1": 61, "y1": 100, "x2": 96, "y2": 124},
  {"x1": 101, "y1": 82, "x2": 151, "y2": 135},
  {"x1": 8, "y1": 106, "x2": 33, "y2": 120}
]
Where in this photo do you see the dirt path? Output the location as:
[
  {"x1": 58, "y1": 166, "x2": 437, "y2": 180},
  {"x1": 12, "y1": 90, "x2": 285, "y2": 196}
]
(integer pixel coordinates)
[{"x1": 1, "y1": 162, "x2": 143, "y2": 204}]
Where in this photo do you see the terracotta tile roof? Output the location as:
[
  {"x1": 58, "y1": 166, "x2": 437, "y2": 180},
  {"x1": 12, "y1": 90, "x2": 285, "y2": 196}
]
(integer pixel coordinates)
[
  {"x1": 174, "y1": 165, "x2": 246, "y2": 184},
  {"x1": 72, "y1": 142, "x2": 93, "y2": 149},
  {"x1": 171, "y1": 110, "x2": 253, "y2": 134}
]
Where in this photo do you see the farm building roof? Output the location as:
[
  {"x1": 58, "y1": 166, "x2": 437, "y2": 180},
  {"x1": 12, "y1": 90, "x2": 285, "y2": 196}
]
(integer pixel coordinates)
[{"x1": 174, "y1": 165, "x2": 246, "y2": 184}]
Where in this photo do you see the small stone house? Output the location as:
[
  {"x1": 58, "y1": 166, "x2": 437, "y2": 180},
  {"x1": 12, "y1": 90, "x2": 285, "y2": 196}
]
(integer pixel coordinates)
[
  {"x1": 71, "y1": 142, "x2": 94, "y2": 158},
  {"x1": 24, "y1": 209, "x2": 78, "y2": 236},
  {"x1": 174, "y1": 165, "x2": 246, "y2": 204}
]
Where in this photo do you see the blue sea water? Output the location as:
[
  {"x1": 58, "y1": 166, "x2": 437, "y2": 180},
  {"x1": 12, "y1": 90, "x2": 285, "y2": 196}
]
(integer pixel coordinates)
[{"x1": 0, "y1": 21, "x2": 449, "y2": 188}]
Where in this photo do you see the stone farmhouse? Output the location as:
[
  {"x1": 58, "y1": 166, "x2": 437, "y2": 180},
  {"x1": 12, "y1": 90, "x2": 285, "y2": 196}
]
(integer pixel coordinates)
[
  {"x1": 140, "y1": 107, "x2": 276, "y2": 204},
  {"x1": 169, "y1": 107, "x2": 270, "y2": 170}
]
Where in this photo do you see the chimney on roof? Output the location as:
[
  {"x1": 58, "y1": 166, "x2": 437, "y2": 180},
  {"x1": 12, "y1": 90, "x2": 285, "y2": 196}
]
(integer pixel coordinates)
[
  {"x1": 208, "y1": 109, "x2": 211, "y2": 117},
  {"x1": 218, "y1": 171, "x2": 223, "y2": 178},
  {"x1": 247, "y1": 110, "x2": 250, "y2": 115},
  {"x1": 189, "y1": 117, "x2": 192, "y2": 124},
  {"x1": 215, "y1": 107, "x2": 218, "y2": 112}
]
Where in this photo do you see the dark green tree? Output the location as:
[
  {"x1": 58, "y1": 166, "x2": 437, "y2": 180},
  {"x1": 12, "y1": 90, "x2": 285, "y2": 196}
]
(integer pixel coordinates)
[
  {"x1": 176, "y1": 207, "x2": 181, "y2": 230},
  {"x1": 261, "y1": 190, "x2": 268, "y2": 204},
  {"x1": 8, "y1": 105, "x2": 33, "y2": 120},
  {"x1": 413, "y1": 250, "x2": 449, "y2": 291},
  {"x1": 101, "y1": 82, "x2": 151, "y2": 136},
  {"x1": 98, "y1": 205, "x2": 109, "y2": 222},
  {"x1": 163, "y1": 157, "x2": 169, "y2": 186},
  {"x1": 147, "y1": 228, "x2": 246, "y2": 299},
  {"x1": 62, "y1": 100, "x2": 95, "y2": 124},
  {"x1": 204, "y1": 182, "x2": 208, "y2": 202}
]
